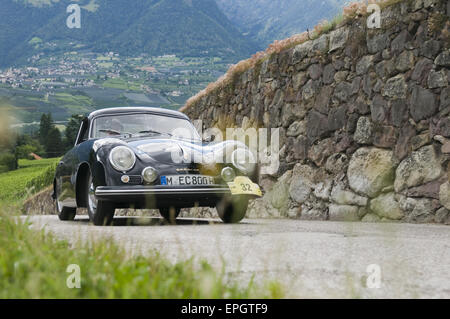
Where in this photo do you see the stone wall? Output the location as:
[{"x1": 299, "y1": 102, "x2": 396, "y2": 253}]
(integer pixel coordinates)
[{"x1": 182, "y1": 0, "x2": 450, "y2": 224}]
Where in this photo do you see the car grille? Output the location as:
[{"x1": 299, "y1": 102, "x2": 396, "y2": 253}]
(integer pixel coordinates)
[{"x1": 128, "y1": 175, "x2": 143, "y2": 185}]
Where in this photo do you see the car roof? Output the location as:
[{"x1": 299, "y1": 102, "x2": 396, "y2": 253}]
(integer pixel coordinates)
[{"x1": 87, "y1": 107, "x2": 190, "y2": 121}]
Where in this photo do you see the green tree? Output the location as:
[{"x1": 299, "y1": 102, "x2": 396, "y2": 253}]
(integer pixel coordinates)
[
  {"x1": 65, "y1": 114, "x2": 84, "y2": 149},
  {"x1": 14, "y1": 133, "x2": 44, "y2": 160},
  {"x1": 39, "y1": 113, "x2": 52, "y2": 145},
  {"x1": 46, "y1": 127, "x2": 63, "y2": 157}
]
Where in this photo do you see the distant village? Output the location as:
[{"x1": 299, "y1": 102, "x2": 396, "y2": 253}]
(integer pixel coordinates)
[{"x1": 0, "y1": 50, "x2": 222, "y2": 97}]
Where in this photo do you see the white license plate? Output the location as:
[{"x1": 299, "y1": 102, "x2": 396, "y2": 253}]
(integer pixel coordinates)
[{"x1": 161, "y1": 175, "x2": 215, "y2": 186}]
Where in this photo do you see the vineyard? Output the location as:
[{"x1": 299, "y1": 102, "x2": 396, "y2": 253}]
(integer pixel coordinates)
[{"x1": 0, "y1": 158, "x2": 59, "y2": 202}]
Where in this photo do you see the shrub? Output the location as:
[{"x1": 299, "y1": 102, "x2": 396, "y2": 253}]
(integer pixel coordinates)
[
  {"x1": 16, "y1": 144, "x2": 38, "y2": 159},
  {"x1": 0, "y1": 152, "x2": 17, "y2": 172}
]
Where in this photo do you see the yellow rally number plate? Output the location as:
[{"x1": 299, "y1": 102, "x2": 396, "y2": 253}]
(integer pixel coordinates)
[{"x1": 227, "y1": 176, "x2": 262, "y2": 197}]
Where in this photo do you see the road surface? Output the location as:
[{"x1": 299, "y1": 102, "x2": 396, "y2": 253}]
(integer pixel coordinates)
[{"x1": 27, "y1": 215, "x2": 450, "y2": 298}]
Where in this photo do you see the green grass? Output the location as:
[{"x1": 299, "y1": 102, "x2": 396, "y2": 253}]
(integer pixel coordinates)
[
  {"x1": 0, "y1": 207, "x2": 283, "y2": 298},
  {"x1": 0, "y1": 158, "x2": 59, "y2": 202}
]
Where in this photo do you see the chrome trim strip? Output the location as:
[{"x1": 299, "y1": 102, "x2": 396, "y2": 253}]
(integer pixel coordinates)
[{"x1": 95, "y1": 187, "x2": 231, "y2": 196}]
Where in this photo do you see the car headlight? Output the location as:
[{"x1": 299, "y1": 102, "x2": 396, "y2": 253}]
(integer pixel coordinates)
[
  {"x1": 231, "y1": 149, "x2": 256, "y2": 175},
  {"x1": 109, "y1": 146, "x2": 136, "y2": 172},
  {"x1": 221, "y1": 167, "x2": 236, "y2": 182},
  {"x1": 142, "y1": 167, "x2": 158, "y2": 183}
]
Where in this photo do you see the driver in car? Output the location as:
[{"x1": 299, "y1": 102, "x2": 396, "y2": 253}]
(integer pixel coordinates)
[{"x1": 109, "y1": 118, "x2": 124, "y2": 136}]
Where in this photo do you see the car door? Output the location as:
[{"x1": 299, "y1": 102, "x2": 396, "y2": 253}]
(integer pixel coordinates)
[{"x1": 57, "y1": 119, "x2": 90, "y2": 207}]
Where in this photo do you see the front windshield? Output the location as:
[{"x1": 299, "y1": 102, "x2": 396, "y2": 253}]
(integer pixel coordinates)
[{"x1": 91, "y1": 113, "x2": 201, "y2": 141}]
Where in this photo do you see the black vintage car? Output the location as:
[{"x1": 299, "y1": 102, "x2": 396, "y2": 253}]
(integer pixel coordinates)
[{"x1": 53, "y1": 107, "x2": 262, "y2": 226}]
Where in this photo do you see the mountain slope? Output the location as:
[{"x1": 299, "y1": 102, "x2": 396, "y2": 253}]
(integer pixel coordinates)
[
  {"x1": 215, "y1": 0, "x2": 348, "y2": 46},
  {"x1": 0, "y1": 0, "x2": 257, "y2": 67}
]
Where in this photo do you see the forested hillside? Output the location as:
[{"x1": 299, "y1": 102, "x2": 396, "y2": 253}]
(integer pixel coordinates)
[{"x1": 0, "y1": 0, "x2": 257, "y2": 67}]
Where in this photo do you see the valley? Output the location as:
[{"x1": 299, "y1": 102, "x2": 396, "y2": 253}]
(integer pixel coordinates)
[{"x1": 0, "y1": 50, "x2": 230, "y2": 130}]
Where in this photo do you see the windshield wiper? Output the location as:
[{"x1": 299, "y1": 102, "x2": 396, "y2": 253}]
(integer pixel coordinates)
[
  {"x1": 99, "y1": 130, "x2": 133, "y2": 138},
  {"x1": 137, "y1": 130, "x2": 173, "y2": 137},
  {"x1": 99, "y1": 129, "x2": 121, "y2": 135}
]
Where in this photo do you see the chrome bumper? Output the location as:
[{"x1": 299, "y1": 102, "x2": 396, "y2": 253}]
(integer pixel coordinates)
[{"x1": 95, "y1": 185, "x2": 231, "y2": 201}]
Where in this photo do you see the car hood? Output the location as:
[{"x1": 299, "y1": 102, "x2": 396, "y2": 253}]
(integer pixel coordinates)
[{"x1": 123, "y1": 137, "x2": 248, "y2": 165}]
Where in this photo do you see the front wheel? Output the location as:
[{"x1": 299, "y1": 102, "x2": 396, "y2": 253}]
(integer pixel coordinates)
[
  {"x1": 86, "y1": 172, "x2": 115, "y2": 226},
  {"x1": 216, "y1": 195, "x2": 249, "y2": 224}
]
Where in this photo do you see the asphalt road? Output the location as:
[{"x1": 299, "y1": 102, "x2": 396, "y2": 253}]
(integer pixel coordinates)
[{"x1": 27, "y1": 215, "x2": 450, "y2": 298}]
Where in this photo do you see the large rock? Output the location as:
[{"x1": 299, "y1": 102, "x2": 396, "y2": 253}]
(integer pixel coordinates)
[
  {"x1": 396, "y1": 50, "x2": 415, "y2": 72},
  {"x1": 292, "y1": 41, "x2": 312, "y2": 64},
  {"x1": 406, "y1": 176, "x2": 446, "y2": 199},
  {"x1": 314, "y1": 179, "x2": 333, "y2": 201},
  {"x1": 329, "y1": 205, "x2": 360, "y2": 221},
  {"x1": 382, "y1": 75, "x2": 407, "y2": 99},
  {"x1": 440, "y1": 182, "x2": 450, "y2": 210},
  {"x1": 300, "y1": 207, "x2": 328, "y2": 221},
  {"x1": 308, "y1": 64, "x2": 323, "y2": 80},
  {"x1": 411, "y1": 58, "x2": 433, "y2": 83},
  {"x1": 247, "y1": 198, "x2": 284, "y2": 219},
  {"x1": 370, "y1": 94, "x2": 387, "y2": 124},
  {"x1": 329, "y1": 28, "x2": 349, "y2": 52},
  {"x1": 434, "y1": 49, "x2": 450, "y2": 67},
  {"x1": 427, "y1": 70, "x2": 447, "y2": 89},
  {"x1": 367, "y1": 32, "x2": 389, "y2": 54},
  {"x1": 327, "y1": 105, "x2": 347, "y2": 131},
  {"x1": 308, "y1": 138, "x2": 334, "y2": 167},
  {"x1": 431, "y1": 117, "x2": 450, "y2": 138},
  {"x1": 390, "y1": 99, "x2": 408, "y2": 127},
  {"x1": 331, "y1": 182, "x2": 368, "y2": 207},
  {"x1": 420, "y1": 40, "x2": 441, "y2": 59},
  {"x1": 356, "y1": 55, "x2": 374, "y2": 75},
  {"x1": 398, "y1": 196, "x2": 437, "y2": 223},
  {"x1": 394, "y1": 145, "x2": 443, "y2": 192},
  {"x1": 348, "y1": 147, "x2": 396, "y2": 198},
  {"x1": 266, "y1": 170, "x2": 292, "y2": 211},
  {"x1": 334, "y1": 82, "x2": 352, "y2": 102},
  {"x1": 361, "y1": 214, "x2": 381, "y2": 223},
  {"x1": 354, "y1": 117, "x2": 374, "y2": 144},
  {"x1": 323, "y1": 64, "x2": 335, "y2": 85},
  {"x1": 370, "y1": 193, "x2": 404, "y2": 220},
  {"x1": 409, "y1": 86, "x2": 438, "y2": 122},
  {"x1": 287, "y1": 121, "x2": 306, "y2": 137},
  {"x1": 435, "y1": 207, "x2": 450, "y2": 225},
  {"x1": 325, "y1": 153, "x2": 348, "y2": 174},
  {"x1": 306, "y1": 111, "x2": 330, "y2": 143},
  {"x1": 289, "y1": 165, "x2": 315, "y2": 204},
  {"x1": 372, "y1": 125, "x2": 397, "y2": 148}
]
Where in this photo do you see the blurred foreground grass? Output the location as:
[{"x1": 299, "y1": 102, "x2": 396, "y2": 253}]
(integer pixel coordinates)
[{"x1": 0, "y1": 206, "x2": 284, "y2": 299}]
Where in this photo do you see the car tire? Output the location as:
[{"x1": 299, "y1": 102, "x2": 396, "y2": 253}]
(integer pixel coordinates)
[
  {"x1": 85, "y1": 171, "x2": 115, "y2": 226},
  {"x1": 216, "y1": 195, "x2": 249, "y2": 224},
  {"x1": 160, "y1": 207, "x2": 181, "y2": 224},
  {"x1": 55, "y1": 189, "x2": 77, "y2": 221}
]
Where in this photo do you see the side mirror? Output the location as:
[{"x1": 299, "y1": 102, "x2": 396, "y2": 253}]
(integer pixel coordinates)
[{"x1": 204, "y1": 135, "x2": 216, "y2": 143}]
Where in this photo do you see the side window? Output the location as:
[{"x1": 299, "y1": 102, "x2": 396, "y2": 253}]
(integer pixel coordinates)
[{"x1": 75, "y1": 119, "x2": 89, "y2": 145}]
